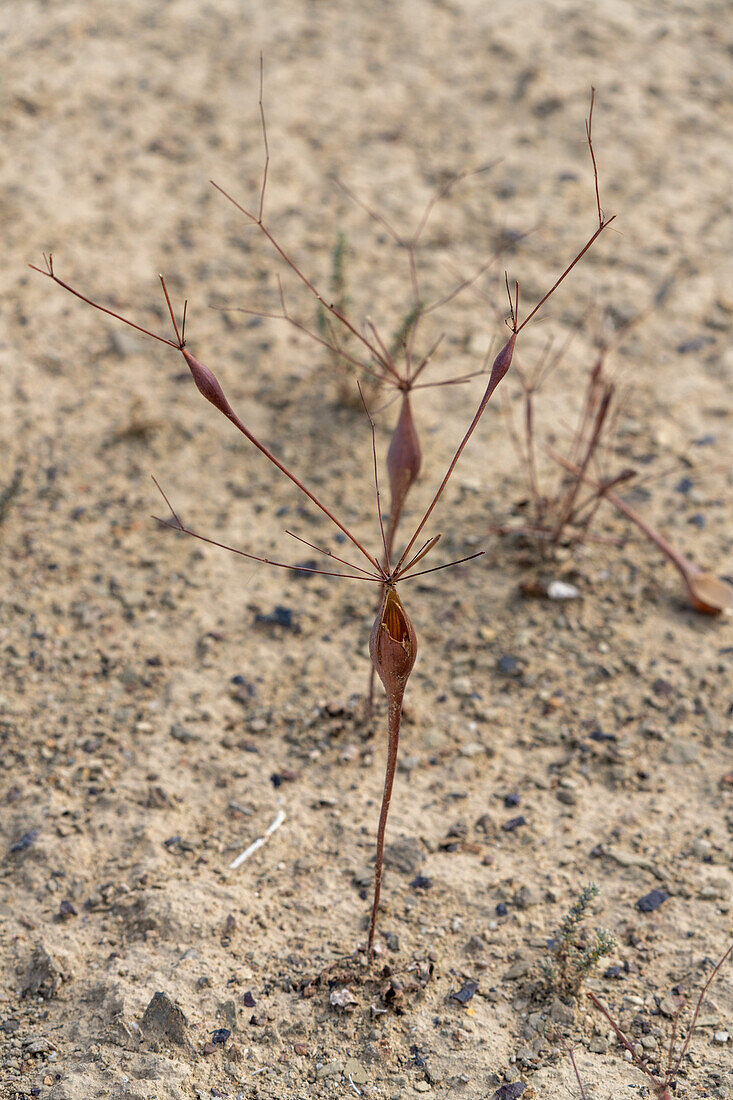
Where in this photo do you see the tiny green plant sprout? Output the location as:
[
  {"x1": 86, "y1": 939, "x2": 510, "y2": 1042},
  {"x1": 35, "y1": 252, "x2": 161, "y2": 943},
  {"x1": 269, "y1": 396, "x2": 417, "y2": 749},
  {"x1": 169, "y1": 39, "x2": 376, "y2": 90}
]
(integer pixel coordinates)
[
  {"x1": 540, "y1": 883, "x2": 615, "y2": 998},
  {"x1": 31, "y1": 87, "x2": 614, "y2": 958}
]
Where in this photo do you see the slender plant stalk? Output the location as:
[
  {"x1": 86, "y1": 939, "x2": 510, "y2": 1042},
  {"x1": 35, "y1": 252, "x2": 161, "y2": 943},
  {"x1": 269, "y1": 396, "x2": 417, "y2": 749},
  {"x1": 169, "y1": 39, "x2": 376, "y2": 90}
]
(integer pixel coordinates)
[
  {"x1": 367, "y1": 585, "x2": 416, "y2": 957},
  {"x1": 548, "y1": 449, "x2": 702, "y2": 582}
]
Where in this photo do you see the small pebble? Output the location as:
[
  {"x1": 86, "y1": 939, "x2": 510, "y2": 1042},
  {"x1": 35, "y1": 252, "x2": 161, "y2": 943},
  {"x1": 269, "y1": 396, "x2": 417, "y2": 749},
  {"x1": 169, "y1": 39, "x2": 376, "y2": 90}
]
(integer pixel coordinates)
[
  {"x1": 547, "y1": 580, "x2": 579, "y2": 600},
  {"x1": 343, "y1": 1058, "x2": 367, "y2": 1085},
  {"x1": 451, "y1": 981, "x2": 478, "y2": 1004},
  {"x1": 316, "y1": 1060, "x2": 344, "y2": 1079},
  {"x1": 410, "y1": 875, "x2": 433, "y2": 891},
  {"x1": 636, "y1": 889, "x2": 669, "y2": 912},
  {"x1": 490, "y1": 1083, "x2": 526, "y2": 1100}
]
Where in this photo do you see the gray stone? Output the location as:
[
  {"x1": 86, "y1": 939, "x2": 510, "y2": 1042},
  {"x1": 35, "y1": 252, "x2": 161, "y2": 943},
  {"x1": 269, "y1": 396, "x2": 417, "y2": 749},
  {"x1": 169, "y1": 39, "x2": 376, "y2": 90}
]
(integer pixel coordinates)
[
  {"x1": 465, "y1": 934, "x2": 488, "y2": 955},
  {"x1": 24, "y1": 1037, "x2": 52, "y2": 1054},
  {"x1": 218, "y1": 999, "x2": 238, "y2": 1029},
  {"x1": 316, "y1": 1061, "x2": 344, "y2": 1079},
  {"x1": 664, "y1": 741, "x2": 698, "y2": 765},
  {"x1": 504, "y1": 958, "x2": 532, "y2": 980},
  {"x1": 515, "y1": 884, "x2": 541, "y2": 908},
  {"x1": 141, "y1": 992, "x2": 191, "y2": 1050},
  {"x1": 343, "y1": 1058, "x2": 368, "y2": 1085},
  {"x1": 383, "y1": 836, "x2": 424, "y2": 876},
  {"x1": 24, "y1": 945, "x2": 65, "y2": 1000}
]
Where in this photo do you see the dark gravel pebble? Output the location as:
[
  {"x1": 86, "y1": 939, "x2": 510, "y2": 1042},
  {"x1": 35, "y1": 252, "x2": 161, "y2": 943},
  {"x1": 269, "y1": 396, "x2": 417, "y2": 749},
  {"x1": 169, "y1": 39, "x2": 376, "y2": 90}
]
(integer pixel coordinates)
[
  {"x1": 491, "y1": 1083, "x2": 527, "y2": 1100},
  {"x1": 254, "y1": 606, "x2": 298, "y2": 630},
  {"x1": 636, "y1": 889, "x2": 669, "y2": 912},
  {"x1": 211, "y1": 1028, "x2": 231, "y2": 1045},
  {"x1": 451, "y1": 980, "x2": 478, "y2": 1004},
  {"x1": 502, "y1": 815, "x2": 526, "y2": 832},
  {"x1": 410, "y1": 875, "x2": 433, "y2": 891},
  {"x1": 9, "y1": 828, "x2": 40, "y2": 854}
]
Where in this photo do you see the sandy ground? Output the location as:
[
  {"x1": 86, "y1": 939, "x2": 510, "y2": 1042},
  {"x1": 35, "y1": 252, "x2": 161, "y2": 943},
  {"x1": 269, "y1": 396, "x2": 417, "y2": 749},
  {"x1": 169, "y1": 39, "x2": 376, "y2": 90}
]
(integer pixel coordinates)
[{"x1": 1, "y1": 1, "x2": 732, "y2": 1098}]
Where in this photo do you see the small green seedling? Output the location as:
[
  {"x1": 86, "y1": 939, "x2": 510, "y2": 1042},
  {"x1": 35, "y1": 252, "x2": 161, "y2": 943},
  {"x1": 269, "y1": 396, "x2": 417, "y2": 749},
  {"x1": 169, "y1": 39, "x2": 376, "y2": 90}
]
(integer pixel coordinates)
[{"x1": 541, "y1": 884, "x2": 616, "y2": 998}]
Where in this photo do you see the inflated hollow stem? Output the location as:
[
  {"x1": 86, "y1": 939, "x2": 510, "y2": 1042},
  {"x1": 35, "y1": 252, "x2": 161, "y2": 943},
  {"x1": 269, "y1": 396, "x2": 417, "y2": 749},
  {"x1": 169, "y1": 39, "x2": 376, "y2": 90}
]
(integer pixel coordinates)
[
  {"x1": 367, "y1": 392, "x2": 422, "y2": 713},
  {"x1": 367, "y1": 585, "x2": 417, "y2": 959}
]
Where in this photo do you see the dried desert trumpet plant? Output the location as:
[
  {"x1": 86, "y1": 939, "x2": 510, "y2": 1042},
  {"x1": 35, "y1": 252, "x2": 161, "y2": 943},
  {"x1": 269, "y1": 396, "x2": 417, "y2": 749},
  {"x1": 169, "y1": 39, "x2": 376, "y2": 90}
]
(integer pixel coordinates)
[{"x1": 31, "y1": 84, "x2": 614, "y2": 959}]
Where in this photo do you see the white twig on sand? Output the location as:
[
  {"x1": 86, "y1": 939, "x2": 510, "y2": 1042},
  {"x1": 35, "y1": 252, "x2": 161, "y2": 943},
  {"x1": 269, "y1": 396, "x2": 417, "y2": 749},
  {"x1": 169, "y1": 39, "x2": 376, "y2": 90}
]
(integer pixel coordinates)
[
  {"x1": 228, "y1": 809, "x2": 286, "y2": 870},
  {"x1": 348, "y1": 1074, "x2": 362, "y2": 1096}
]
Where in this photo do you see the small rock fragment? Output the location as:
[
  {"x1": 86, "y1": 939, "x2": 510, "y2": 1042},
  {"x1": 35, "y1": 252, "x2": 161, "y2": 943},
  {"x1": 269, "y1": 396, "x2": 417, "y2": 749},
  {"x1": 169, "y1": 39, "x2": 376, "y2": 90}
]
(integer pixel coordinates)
[
  {"x1": 410, "y1": 875, "x2": 432, "y2": 891},
  {"x1": 383, "y1": 835, "x2": 424, "y2": 875},
  {"x1": 24, "y1": 945, "x2": 64, "y2": 1000},
  {"x1": 254, "y1": 606, "x2": 299, "y2": 631},
  {"x1": 9, "y1": 828, "x2": 40, "y2": 855},
  {"x1": 330, "y1": 987, "x2": 358, "y2": 1011},
  {"x1": 505, "y1": 958, "x2": 532, "y2": 980},
  {"x1": 465, "y1": 934, "x2": 488, "y2": 955},
  {"x1": 316, "y1": 1060, "x2": 344, "y2": 1078},
  {"x1": 343, "y1": 1057, "x2": 368, "y2": 1085},
  {"x1": 490, "y1": 1083, "x2": 527, "y2": 1100},
  {"x1": 515, "y1": 884, "x2": 541, "y2": 908},
  {"x1": 636, "y1": 889, "x2": 669, "y2": 912},
  {"x1": 451, "y1": 981, "x2": 478, "y2": 1004},
  {"x1": 141, "y1": 991, "x2": 191, "y2": 1050},
  {"x1": 547, "y1": 580, "x2": 579, "y2": 600}
]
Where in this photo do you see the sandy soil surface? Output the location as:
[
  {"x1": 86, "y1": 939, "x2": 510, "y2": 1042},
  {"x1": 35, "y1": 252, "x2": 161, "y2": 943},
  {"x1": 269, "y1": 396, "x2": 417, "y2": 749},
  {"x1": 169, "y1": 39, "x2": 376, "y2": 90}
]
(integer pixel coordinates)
[{"x1": 2, "y1": 1, "x2": 732, "y2": 1098}]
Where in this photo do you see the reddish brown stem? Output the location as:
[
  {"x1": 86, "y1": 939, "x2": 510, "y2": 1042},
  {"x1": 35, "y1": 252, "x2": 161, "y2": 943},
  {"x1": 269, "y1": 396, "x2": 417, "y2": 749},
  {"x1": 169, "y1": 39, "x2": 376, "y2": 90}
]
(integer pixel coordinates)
[
  {"x1": 210, "y1": 180, "x2": 391, "y2": 375},
  {"x1": 367, "y1": 691, "x2": 403, "y2": 958},
  {"x1": 587, "y1": 993, "x2": 655, "y2": 1079},
  {"x1": 668, "y1": 940, "x2": 733, "y2": 1080},
  {"x1": 547, "y1": 448, "x2": 699, "y2": 584},
  {"x1": 29, "y1": 257, "x2": 179, "y2": 349},
  {"x1": 393, "y1": 330, "x2": 517, "y2": 574},
  {"x1": 551, "y1": 383, "x2": 613, "y2": 543},
  {"x1": 183, "y1": 348, "x2": 384, "y2": 574}
]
